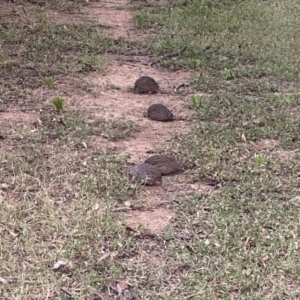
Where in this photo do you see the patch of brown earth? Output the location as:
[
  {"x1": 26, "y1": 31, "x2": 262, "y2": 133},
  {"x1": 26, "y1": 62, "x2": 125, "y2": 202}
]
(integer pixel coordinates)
[
  {"x1": 129, "y1": 174, "x2": 214, "y2": 207},
  {"x1": 0, "y1": 109, "x2": 37, "y2": 128},
  {"x1": 63, "y1": 0, "x2": 195, "y2": 232},
  {"x1": 254, "y1": 139, "x2": 298, "y2": 161},
  {"x1": 78, "y1": 55, "x2": 192, "y2": 161},
  {"x1": 143, "y1": 250, "x2": 164, "y2": 267},
  {"x1": 0, "y1": 2, "x2": 25, "y2": 18},
  {"x1": 81, "y1": 0, "x2": 135, "y2": 39},
  {"x1": 45, "y1": 9, "x2": 83, "y2": 24},
  {"x1": 72, "y1": 50, "x2": 200, "y2": 232},
  {"x1": 255, "y1": 139, "x2": 280, "y2": 150},
  {"x1": 124, "y1": 207, "x2": 175, "y2": 234},
  {"x1": 274, "y1": 148, "x2": 298, "y2": 161}
]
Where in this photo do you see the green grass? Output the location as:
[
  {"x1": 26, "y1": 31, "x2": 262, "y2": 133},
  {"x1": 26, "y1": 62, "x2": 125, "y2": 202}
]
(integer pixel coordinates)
[
  {"x1": 0, "y1": 109, "x2": 135, "y2": 298},
  {"x1": 134, "y1": 0, "x2": 300, "y2": 80},
  {"x1": 11, "y1": 0, "x2": 87, "y2": 11},
  {"x1": 0, "y1": 18, "x2": 120, "y2": 80},
  {"x1": 132, "y1": 0, "x2": 300, "y2": 298},
  {"x1": 1, "y1": 0, "x2": 300, "y2": 299},
  {"x1": 0, "y1": 5, "x2": 130, "y2": 103}
]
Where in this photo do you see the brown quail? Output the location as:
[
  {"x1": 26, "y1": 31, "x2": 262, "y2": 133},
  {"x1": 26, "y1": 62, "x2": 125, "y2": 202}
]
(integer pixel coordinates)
[
  {"x1": 144, "y1": 155, "x2": 182, "y2": 175},
  {"x1": 147, "y1": 104, "x2": 174, "y2": 122},
  {"x1": 134, "y1": 76, "x2": 159, "y2": 94},
  {"x1": 127, "y1": 163, "x2": 162, "y2": 185}
]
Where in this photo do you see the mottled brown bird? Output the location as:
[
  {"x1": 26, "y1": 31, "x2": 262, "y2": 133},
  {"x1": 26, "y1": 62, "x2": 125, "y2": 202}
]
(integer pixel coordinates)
[
  {"x1": 147, "y1": 104, "x2": 174, "y2": 122},
  {"x1": 134, "y1": 76, "x2": 159, "y2": 94},
  {"x1": 144, "y1": 155, "x2": 182, "y2": 175},
  {"x1": 127, "y1": 163, "x2": 162, "y2": 185}
]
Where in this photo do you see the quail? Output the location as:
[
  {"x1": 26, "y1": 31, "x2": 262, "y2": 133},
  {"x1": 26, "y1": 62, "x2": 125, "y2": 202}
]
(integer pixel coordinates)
[
  {"x1": 134, "y1": 76, "x2": 159, "y2": 94},
  {"x1": 127, "y1": 163, "x2": 162, "y2": 185},
  {"x1": 144, "y1": 155, "x2": 182, "y2": 175},
  {"x1": 146, "y1": 103, "x2": 174, "y2": 122}
]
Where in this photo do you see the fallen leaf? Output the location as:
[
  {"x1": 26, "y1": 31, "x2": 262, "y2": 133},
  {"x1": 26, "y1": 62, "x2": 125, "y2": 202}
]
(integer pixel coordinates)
[
  {"x1": 116, "y1": 283, "x2": 123, "y2": 297},
  {"x1": 97, "y1": 251, "x2": 117, "y2": 263},
  {"x1": 125, "y1": 226, "x2": 136, "y2": 233},
  {"x1": 124, "y1": 201, "x2": 131, "y2": 207},
  {"x1": 8, "y1": 230, "x2": 19, "y2": 238},
  {"x1": 53, "y1": 259, "x2": 73, "y2": 270},
  {"x1": 91, "y1": 290, "x2": 105, "y2": 300},
  {"x1": 115, "y1": 279, "x2": 132, "y2": 288},
  {"x1": 185, "y1": 245, "x2": 194, "y2": 253},
  {"x1": 1, "y1": 183, "x2": 9, "y2": 189},
  {"x1": 110, "y1": 279, "x2": 132, "y2": 298},
  {"x1": 0, "y1": 277, "x2": 8, "y2": 284}
]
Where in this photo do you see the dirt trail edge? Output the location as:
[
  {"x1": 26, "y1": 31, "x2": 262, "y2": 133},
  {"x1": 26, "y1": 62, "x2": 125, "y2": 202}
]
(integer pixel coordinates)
[{"x1": 77, "y1": 0, "x2": 214, "y2": 233}]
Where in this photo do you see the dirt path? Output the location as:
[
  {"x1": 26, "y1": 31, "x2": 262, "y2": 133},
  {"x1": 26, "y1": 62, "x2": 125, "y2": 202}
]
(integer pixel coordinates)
[
  {"x1": 68, "y1": 0, "x2": 214, "y2": 232},
  {"x1": 78, "y1": 0, "x2": 192, "y2": 161},
  {"x1": 77, "y1": 0, "x2": 199, "y2": 232}
]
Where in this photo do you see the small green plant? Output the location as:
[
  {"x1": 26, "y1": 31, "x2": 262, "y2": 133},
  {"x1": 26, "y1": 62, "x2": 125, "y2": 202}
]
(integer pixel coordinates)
[
  {"x1": 252, "y1": 154, "x2": 268, "y2": 166},
  {"x1": 284, "y1": 93, "x2": 300, "y2": 104},
  {"x1": 270, "y1": 84, "x2": 279, "y2": 93},
  {"x1": 44, "y1": 77, "x2": 54, "y2": 88},
  {"x1": 188, "y1": 59, "x2": 201, "y2": 69},
  {"x1": 134, "y1": 15, "x2": 146, "y2": 29},
  {"x1": 284, "y1": 93, "x2": 293, "y2": 103},
  {"x1": 295, "y1": 93, "x2": 300, "y2": 104},
  {"x1": 106, "y1": 82, "x2": 120, "y2": 90},
  {"x1": 190, "y1": 94, "x2": 203, "y2": 110},
  {"x1": 52, "y1": 96, "x2": 65, "y2": 113},
  {"x1": 223, "y1": 68, "x2": 234, "y2": 80},
  {"x1": 81, "y1": 55, "x2": 106, "y2": 71},
  {"x1": 36, "y1": 12, "x2": 47, "y2": 26}
]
